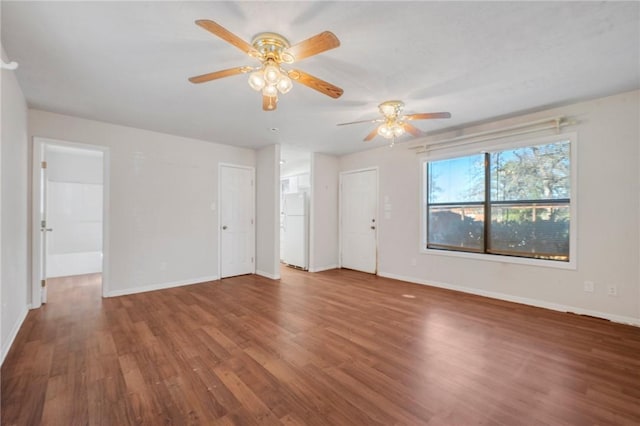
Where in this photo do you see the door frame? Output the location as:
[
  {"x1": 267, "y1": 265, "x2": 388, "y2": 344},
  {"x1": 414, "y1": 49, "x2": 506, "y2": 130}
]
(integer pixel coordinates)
[
  {"x1": 338, "y1": 167, "x2": 379, "y2": 273},
  {"x1": 218, "y1": 163, "x2": 256, "y2": 278},
  {"x1": 31, "y1": 137, "x2": 111, "y2": 308}
]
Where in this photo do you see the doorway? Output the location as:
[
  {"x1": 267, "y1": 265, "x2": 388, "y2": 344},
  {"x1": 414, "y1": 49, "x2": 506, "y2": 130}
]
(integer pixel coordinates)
[
  {"x1": 32, "y1": 138, "x2": 109, "y2": 307},
  {"x1": 219, "y1": 164, "x2": 255, "y2": 278},
  {"x1": 280, "y1": 148, "x2": 311, "y2": 270},
  {"x1": 340, "y1": 168, "x2": 378, "y2": 274}
]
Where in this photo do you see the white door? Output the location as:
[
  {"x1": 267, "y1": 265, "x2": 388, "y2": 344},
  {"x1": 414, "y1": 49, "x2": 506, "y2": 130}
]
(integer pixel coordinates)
[
  {"x1": 220, "y1": 165, "x2": 255, "y2": 278},
  {"x1": 340, "y1": 169, "x2": 377, "y2": 273},
  {"x1": 39, "y1": 156, "x2": 50, "y2": 303}
]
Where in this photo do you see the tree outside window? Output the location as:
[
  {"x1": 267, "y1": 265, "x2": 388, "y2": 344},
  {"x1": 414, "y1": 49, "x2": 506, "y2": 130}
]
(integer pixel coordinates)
[{"x1": 426, "y1": 140, "x2": 571, "y2": 261}]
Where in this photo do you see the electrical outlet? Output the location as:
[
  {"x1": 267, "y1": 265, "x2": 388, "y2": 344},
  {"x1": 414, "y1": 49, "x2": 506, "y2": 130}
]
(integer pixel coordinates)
[
  {"x1": 583, "y1": 281, "x2": 594, "y2": 293},
  {"x1": 607, "y1": 284, "x2": 618, "y2": 296}
]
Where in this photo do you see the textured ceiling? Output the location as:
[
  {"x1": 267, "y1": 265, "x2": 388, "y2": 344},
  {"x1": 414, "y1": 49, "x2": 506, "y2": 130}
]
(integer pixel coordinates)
[{"x1": 2, "y1": 1, "x2": 639, "y2": 157}]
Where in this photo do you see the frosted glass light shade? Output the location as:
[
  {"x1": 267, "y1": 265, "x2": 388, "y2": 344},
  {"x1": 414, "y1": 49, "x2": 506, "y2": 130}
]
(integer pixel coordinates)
[
  {"x1": 264, "y1": 64, "x2": 280, "y2": 84},
  {"x1": 378, "y1": 124, "x2": 392, "y2": 138},
  {"x1": 248, "y1": 72, "x2": 266, "y2": 91},
  {"x1": 277, "y1": 75, "x2": 293, "y2": 94},
  {"x1": 262, "y1": 84, "x2": 278, "y2": 97}
]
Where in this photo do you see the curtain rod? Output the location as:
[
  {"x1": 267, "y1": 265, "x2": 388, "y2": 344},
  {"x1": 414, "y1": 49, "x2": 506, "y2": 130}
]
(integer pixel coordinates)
[
  {"x1": 409, "y1": 116, "x2": 573, "y2": 153},
  {"x1": 1, "y1": 59, "x2": 19, "y2": 70}
]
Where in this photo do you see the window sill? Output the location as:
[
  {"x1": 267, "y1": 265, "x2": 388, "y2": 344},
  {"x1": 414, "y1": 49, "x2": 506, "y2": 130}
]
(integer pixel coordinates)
[{"x1": 420, "y1": 247, "x2": 576, "y2": 270}]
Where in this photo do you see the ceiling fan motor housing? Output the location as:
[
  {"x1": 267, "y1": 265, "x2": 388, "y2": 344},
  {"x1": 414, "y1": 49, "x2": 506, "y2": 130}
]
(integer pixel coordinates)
[
  {"x1": 251, "y1": 33, "x2": 294, "y2": 63},
  {"x1": 379, "y1": 100, "x2": 405, "y2": 118}
]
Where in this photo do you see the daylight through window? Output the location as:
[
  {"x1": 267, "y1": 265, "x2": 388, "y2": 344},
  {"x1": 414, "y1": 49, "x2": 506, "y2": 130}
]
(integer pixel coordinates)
[{"x1": 425, "y1": 140, "x2": 571, "y2": 261}]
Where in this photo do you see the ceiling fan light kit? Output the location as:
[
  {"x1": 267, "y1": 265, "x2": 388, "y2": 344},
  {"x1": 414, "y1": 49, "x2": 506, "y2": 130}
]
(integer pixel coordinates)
[
  {"x1": 378, "y1": 121, "x2": 406, "y2": 139},
  {"x1": 189, "y1": 20, "x2": 343, "y2": 111},
  {"x1": 377, "y1": 100, "x2": 407, "y2": 139},
  {"x1": 246, "y1": 33, "x2": 294, "y2": 109}
]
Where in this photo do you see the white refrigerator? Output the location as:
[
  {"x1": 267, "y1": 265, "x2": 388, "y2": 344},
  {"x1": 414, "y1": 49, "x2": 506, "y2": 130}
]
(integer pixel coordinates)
[{"x1": 282, "y1": 192, "x2": 308, "y2": 269}]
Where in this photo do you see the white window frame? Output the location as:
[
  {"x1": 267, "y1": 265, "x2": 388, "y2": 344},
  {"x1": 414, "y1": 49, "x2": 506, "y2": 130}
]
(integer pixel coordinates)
[{"x1": 419, "y1": 132, "x2": 577, "y2": 270}]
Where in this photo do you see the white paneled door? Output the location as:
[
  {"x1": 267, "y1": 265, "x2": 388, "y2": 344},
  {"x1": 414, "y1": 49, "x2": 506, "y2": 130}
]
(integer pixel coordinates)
[
  {"x1": 340, "y1": 168, "x2": 377, "y2": 274},
  {"x1": 219, "y1": 165, "x2": 255, "y2": 278}
]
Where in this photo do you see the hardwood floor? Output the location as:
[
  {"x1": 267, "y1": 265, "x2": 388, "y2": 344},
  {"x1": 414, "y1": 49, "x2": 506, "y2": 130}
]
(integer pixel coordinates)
[{"x1": 2, "y1": 268, "x2": 640, "y2": 425}]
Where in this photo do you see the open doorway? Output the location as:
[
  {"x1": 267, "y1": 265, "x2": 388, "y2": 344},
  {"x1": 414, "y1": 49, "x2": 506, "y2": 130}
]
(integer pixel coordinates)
[
  {"x1": 280, "y1": 148, "x2": 310, "y2": 270},
  {"x1": 32, "y1": 138, "x2": 109, "y2": 307}
]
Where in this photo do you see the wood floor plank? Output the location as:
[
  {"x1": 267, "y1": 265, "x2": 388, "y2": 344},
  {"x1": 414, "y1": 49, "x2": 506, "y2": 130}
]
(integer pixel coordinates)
[
  {"x1": 213, "y1": 363, "x2": 283, "y2": 425},
  {"x1": 2, "y1": 269, "x2": 640, "y2": 425}
]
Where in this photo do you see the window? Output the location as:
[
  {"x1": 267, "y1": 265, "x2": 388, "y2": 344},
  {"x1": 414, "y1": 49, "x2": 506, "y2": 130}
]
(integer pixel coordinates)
[{"x1": 424, "y1": 139, "x2": 571, "y2": 262}]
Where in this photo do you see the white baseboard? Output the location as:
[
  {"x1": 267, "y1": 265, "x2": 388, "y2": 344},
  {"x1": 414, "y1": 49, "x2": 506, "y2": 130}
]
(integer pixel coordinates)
[
  {"x1": 378, "y1": 271, "x2": 640, "y2": 327},
  {"x1": 309, "y1": 264, "x2": 338, "y2": 273},
  {"x1": 1, "y1": 305, "x2": 29, "y2": 366},
  {"x1": 105, "y1": 275, "x2": 219, "y2": 297},
  {"x1": 256, "y1": 270, "x2": 280, "y2": 280}
]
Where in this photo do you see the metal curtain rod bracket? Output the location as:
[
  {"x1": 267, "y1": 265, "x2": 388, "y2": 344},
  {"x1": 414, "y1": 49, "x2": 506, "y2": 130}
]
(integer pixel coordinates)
[{"x1": 1, "y1": 59, "x2": 19, "y2": 70}]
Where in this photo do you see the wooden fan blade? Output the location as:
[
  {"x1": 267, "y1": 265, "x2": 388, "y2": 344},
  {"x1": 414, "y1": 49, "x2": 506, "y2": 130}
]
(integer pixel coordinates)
[
  {"x1": 364, "y1": 126, "x2": 380, "y2": 142},
  {"x1": 263, "y1": 95, "x2": 277, "y2": 111},
  {"x1": 287, "y1": 69, "x2": 343, "y2": 99},
  {"x1": 284, "y1": 31, "x2": 340, "y2": 62},
  {"x1": 195, "y1": 20, "x2": 260, "y2": 57},
  {"x1": 405, "y1": 112, "x2": 451, "y2": 120},
  {"x1": 403, "y1": 122, "x2": 423, "y2": 137},
  {"x1": 188, "y1": 66, "x2": 251, "y2": 84},
  {"x1": 337, "y1": 118, "x2": 383, "y2": 126}
]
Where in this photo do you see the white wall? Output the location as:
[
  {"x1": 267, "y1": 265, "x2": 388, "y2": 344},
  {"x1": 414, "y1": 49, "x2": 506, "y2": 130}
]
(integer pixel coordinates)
[
  {"x1": 339, "y1": 90, "x2": 640, "y2": 324},
  {"x1": 309, "y1": 153, "x2": 339, "y2": 272},
  {"x1": 45, "y1": 147, "x2": 104, "y2": 277},
  {"x1": 255, "y1": 144, "x2": 280, "y2": 279},
  {"x1": 1, "y1": 46, "x2": 30, "y2": 364},
  {"x1": 29, "y1": 109, "x2": 255, "y2": 298}
]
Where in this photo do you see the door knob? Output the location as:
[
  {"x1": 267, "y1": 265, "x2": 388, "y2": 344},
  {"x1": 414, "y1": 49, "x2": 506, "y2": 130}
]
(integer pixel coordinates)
[
  {"x1": 370, "y1": 226, "x2": 376, "y2": 230},
  {"x1": 222, "y1": 225, "x2": 228, "y2": 230}
]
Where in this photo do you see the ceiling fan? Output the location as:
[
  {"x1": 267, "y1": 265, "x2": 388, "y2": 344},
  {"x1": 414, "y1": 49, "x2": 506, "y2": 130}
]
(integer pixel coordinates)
[
  {"x1": 189, "y1": 20, "x2": 344, "y2": 111},
  {"x1": 338, "y1": 100, "x2": 451, "y2": 143}
]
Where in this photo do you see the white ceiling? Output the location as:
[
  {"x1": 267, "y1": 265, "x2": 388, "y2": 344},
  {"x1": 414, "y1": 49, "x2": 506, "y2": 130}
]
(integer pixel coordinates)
[{"x1": 2, "y1": 1, "x2": 639, "y2": 157}]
